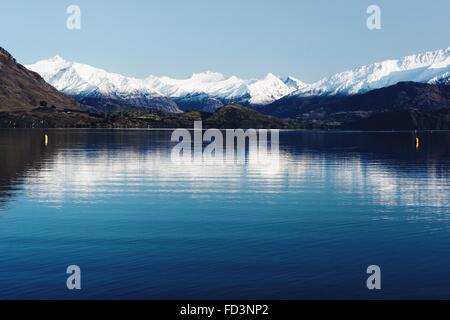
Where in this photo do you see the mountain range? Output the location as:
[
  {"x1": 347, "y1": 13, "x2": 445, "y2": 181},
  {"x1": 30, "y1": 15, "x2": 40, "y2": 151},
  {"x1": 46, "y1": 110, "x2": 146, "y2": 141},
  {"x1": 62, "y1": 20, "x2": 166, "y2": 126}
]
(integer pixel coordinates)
[
  {"x1": 26, "y1": 47, "x2": 450, "y2": 114},
  {"x1": 1, "y1": 45, "x2": 449, "y2": 129},
  {"x1": 0, "y1": 46, "x2": 288, "y2": 128}
]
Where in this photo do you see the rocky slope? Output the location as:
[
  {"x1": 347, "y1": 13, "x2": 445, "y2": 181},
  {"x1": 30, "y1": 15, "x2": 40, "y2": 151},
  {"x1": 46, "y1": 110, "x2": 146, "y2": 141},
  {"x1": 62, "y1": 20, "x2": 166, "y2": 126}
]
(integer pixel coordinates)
[
  {"x1": 260, "y1": 82, "x2": 450, "y2": 127},
  {"x1": 0, "y1": 47, "x2": 81, "y2": 112}
]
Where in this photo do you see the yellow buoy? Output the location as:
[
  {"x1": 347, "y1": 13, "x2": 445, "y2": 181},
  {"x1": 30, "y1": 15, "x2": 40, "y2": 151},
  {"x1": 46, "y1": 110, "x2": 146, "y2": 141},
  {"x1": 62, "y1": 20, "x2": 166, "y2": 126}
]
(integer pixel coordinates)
[
  {"x1": 415, "y1": 137, "x2": 420, "y2": 150},
  {"x1": 44, "y1": 134, "x2": 49, "y2": 146}
]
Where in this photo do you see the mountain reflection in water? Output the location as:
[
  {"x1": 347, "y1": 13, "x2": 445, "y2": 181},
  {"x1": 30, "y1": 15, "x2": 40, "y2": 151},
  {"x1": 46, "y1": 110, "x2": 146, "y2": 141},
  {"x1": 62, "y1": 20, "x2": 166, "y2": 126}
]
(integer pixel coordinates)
[{"x1": 0, "y1": 129, "x2": 449, "y2": 299}]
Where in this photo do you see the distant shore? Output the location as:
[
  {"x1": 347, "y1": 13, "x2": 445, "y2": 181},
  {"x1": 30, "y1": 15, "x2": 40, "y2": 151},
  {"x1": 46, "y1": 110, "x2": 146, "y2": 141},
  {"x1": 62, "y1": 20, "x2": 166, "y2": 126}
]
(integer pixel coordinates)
[{"x1": 1, "y1": 104, "x2": 450, "y2": 131}]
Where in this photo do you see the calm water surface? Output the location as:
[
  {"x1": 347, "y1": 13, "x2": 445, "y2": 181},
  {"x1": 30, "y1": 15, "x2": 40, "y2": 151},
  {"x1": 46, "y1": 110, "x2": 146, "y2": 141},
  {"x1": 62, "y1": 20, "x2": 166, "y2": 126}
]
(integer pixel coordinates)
[{"x1": 0, "y1": 129, "x2": 449, "y2": 299}]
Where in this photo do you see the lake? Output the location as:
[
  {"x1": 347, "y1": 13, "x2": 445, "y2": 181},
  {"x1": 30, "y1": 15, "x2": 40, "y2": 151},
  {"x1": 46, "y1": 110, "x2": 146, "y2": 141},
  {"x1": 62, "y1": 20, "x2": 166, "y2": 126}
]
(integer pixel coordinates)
[{"x1": 0, "y1": 129, "x2": 449, "y2": 299}]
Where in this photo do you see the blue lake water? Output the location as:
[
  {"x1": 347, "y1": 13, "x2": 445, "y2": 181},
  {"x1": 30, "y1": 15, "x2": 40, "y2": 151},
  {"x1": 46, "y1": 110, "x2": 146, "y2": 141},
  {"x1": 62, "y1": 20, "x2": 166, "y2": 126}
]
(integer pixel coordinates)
[{"x1": 0, "y1": 129, "x2": 449, "y2": 300}]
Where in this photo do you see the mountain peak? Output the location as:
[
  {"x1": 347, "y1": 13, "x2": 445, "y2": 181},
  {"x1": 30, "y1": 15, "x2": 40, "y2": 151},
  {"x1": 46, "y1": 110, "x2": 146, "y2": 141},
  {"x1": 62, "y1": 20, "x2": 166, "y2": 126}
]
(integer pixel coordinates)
[
  {"x1": 49, "y1": 55, "x2": 66, "y2": 63},
  {"x1": 247, "y1": 73, "x2": 295, "y2": 105},
  {"x1": 263, "y1": 73, "x2": 280, "y2": 81},
  {"x1": 190, "y1": 71, "x2": 226, "y2": 82},
  {"x1": 0, "y1": 47, "x2": 16, "y2": 63},
  {"x1": 0, "y1": 47, "x2": 80, "y2": 113}
]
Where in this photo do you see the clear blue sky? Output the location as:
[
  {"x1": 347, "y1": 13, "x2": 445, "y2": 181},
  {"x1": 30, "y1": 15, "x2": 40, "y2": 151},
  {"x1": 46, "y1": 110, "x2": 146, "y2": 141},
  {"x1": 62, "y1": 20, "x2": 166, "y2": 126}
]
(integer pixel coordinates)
[{"x1": 1, "y1": 0, "x2": 449, "y2": 82}]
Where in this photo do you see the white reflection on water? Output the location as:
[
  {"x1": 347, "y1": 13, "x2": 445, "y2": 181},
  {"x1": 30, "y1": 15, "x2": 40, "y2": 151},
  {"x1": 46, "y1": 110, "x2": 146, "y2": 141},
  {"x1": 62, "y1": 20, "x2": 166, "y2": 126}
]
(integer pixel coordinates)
[
  {"x1": 333, "y1": 157, "x2": 449, "y2": 209},
  {"x1": 20, "y1": 146, "x2": 450, "y2": 213}
]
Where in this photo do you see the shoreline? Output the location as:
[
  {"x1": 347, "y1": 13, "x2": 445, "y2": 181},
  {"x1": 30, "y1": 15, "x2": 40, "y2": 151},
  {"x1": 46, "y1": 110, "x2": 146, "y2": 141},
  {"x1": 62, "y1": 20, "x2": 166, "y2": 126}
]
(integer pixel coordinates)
[{"x1": 1, "y1": 127, "x2": 450, "y2": 133}]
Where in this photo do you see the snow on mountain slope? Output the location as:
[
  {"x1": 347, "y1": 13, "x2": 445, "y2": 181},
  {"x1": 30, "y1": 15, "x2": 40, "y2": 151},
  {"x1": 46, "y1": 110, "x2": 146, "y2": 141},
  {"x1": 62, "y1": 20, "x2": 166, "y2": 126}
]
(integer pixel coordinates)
[
  {"x1": 145, "y1": 71, "x2": 251, "y2": 101},
  {"x1": 27, "y1": 55, "x2": 164, "y2": 98},
  {"x1": 26, "y1": 56, "x2": 184, "y2": 113},
  {"x1": 248, "y1": 73, "x2": 296, "y2": 105},
  {"x1": 294, "y1": 47, "x2": 450, "y2": 96},
  {"x1": 282, "y1": 76, "x2": 309, "y2": 90},
  {"x1": 26, "y1": 59, "x2": 296, "y2": 106},
  {"x1": 26, "y1": 46, "x2": 450, "y2": 110}
]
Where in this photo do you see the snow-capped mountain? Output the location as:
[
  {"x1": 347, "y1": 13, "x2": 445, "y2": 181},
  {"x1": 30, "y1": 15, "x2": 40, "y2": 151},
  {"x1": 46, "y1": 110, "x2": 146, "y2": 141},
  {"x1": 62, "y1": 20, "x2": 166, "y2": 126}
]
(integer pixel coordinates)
[
  {"x1": 28, "y1": 55, "x2": 162, "y2": 97},
  {"x1": 147, "y1": 71, "x2": 294, "y2": 105},
  {"x1": 247, "y1": 73, "x2": 295, "y2": 105},
  {"x1": 26, "y1": 58, "x2": 296, "y2": 111},
  {"x1": 26, "y1": 47, "x2": 449, "y2": 113},
  {"x1": 293, "y1": 47, "x2": 450, "y2": 97},
  {"x1": 26, "y1": 56, "x2": 181, "y2": 113}
]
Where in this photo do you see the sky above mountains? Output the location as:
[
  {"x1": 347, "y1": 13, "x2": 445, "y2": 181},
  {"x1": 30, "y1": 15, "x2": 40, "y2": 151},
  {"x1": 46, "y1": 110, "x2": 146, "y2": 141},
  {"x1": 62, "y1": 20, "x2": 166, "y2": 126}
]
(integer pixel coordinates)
[{"x1": 1, "y1": 0, "x2": 449, "y2": 82}]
